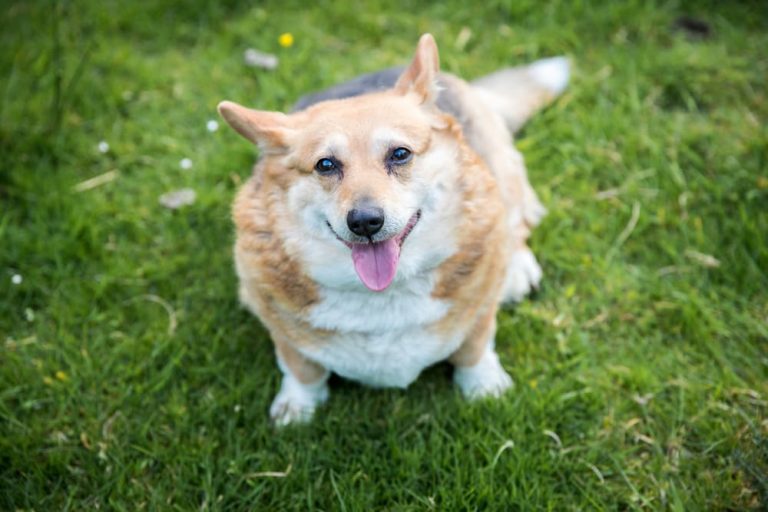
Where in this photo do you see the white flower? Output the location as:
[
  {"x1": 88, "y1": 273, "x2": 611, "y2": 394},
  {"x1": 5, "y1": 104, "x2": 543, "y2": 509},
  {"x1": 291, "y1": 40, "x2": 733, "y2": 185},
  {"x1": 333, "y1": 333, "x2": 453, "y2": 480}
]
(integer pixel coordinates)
[
  {"x1": 180, "y1": 158, "x2": 193, "y2": 170},
  {"x1": 98, "y1": 141, "x2": 110, "y2": 153},
  {"x1": 244, "y1": 48, "x2": 279, "y2": 70},
  {"x1": 11, "y1": 274, "x2": 22, "y2": 285},
  {"x1": 159, "y1": 188, "x2": 197, "y2": 209},
  {"x1": 206, "y1": 120, "x2": 219, "y2": 132}
]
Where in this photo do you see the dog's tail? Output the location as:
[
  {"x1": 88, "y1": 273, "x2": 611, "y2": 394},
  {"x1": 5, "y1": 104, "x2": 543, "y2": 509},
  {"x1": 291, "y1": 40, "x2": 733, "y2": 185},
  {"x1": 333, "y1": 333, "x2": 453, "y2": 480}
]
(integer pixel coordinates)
[{"x1": 471, "y1": 57, "x2": 569, "y2": 133}]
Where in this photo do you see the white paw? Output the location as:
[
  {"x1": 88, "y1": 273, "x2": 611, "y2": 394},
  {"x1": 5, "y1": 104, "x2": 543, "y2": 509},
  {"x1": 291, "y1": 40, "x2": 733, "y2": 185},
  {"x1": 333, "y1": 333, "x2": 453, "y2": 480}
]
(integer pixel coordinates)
[
  {"x1": 454, "y1": 347, "x2": 513, "y2": 400},
  {"x1": 502, "y1": 248, "x2": 543, "y2": 303},
  {"x1": 269, "y1": 374, "x2": 329, "y2": 427}
]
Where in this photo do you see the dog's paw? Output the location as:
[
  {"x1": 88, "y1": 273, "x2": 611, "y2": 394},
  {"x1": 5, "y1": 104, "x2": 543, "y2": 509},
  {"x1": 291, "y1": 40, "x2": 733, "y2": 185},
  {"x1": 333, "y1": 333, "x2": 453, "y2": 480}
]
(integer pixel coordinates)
[
  {"x1": 502, "y1": 248, "x2": 542, "y2": 303},
  {"x1": 269, "y1": 374, "x2": 329, "y2": 427},
  {"x1": 454, "y1": 348, "x2": 513, "y2": 400},
  {"x1": 269, "y1": 395, "x2": 318, "y2": 426}
]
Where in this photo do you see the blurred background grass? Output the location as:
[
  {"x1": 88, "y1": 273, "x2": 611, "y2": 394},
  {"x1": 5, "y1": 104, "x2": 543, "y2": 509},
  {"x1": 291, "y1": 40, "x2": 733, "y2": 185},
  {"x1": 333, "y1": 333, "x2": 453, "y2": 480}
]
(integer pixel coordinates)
[{"x1": 1, "y1": 0, "x2": 767, "y2": 509}]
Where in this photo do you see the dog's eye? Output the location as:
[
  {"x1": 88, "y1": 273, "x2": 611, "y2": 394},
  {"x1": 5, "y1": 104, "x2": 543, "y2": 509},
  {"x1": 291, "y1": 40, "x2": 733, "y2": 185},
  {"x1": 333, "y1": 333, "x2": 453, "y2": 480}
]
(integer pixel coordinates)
[
  {"x1": 388, "y1": 147, "x2": 412, "y2": 165},
  {"x1": 314, "y1": 157, "x2": 340, "y2": 175}
]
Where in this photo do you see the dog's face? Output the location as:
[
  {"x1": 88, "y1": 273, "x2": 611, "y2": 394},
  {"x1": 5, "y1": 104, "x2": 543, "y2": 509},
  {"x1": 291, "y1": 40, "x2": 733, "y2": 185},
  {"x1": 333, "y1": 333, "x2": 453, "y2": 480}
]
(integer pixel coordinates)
[{"x1": 220, "y1": 35, "x2": 461, "y2": 291}]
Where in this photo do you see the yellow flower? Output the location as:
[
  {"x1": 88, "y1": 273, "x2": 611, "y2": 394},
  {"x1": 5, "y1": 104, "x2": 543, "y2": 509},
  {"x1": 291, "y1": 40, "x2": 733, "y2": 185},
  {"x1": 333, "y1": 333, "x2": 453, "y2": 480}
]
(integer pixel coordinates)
[
  {"x1": 43, "y1": 376, "x2": 54, "y2": 385},
  {"x1": 278, "y1": 32, "x2": 294, "y2": 48},
  {"x1": 55, "y1": 370, "x2": 69, "y2": 382}
]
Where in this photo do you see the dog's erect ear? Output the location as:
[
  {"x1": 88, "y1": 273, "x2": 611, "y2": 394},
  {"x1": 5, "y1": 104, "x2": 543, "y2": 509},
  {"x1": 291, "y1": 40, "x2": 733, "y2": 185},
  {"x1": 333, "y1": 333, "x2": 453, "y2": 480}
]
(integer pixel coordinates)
[
  {"x1": 217, "y1": 101, "x2": 293, "y2": 152},
  {"x1": 394, "y1": 33, "x2": 440, "y2": 104}
]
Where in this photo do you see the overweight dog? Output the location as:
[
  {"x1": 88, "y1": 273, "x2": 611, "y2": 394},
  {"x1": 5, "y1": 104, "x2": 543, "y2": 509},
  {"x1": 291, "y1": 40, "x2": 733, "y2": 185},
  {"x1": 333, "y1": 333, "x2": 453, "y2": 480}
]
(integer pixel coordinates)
[{"x1": 218, "y1": 34, "x2": 568, "y2": 425}]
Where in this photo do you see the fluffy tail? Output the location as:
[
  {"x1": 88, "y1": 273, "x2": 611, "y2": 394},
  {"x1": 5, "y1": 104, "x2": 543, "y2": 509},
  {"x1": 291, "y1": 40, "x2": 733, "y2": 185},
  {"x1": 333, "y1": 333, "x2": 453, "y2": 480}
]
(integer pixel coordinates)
[{"x1": 471, "y1": 57, "x2": 570, "y2": 133}]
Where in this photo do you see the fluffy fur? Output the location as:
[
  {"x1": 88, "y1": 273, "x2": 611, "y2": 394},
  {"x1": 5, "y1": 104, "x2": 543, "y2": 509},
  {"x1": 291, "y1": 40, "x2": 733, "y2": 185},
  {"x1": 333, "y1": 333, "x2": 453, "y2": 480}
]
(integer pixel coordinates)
[{"x1": 219, "y1": 34, "x2": 569, "y2": 425}]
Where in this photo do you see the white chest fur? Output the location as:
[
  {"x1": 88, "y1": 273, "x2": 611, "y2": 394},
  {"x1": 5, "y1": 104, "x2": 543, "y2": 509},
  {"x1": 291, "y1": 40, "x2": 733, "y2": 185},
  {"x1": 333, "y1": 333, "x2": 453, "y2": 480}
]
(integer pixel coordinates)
[{"x1": 299, "y1": 275, "x2": 462, "y2": 388}]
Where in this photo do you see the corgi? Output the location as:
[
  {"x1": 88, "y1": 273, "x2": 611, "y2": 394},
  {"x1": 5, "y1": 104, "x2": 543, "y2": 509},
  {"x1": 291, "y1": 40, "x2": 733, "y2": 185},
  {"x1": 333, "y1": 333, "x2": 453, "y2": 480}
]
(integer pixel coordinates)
[{"x1": 218, "y1": 34, "x2": 569, "y2": 425}]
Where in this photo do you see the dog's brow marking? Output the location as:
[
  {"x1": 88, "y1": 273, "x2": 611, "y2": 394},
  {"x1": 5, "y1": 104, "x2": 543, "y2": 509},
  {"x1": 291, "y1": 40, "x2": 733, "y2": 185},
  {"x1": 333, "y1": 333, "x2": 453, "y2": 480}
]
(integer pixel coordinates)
[
  {"x1": 371, "y1": 128, "x2": 409, "y2": 154},
  {"x1": 318, "y1": 133, "x2": 349, "y2": 158}
]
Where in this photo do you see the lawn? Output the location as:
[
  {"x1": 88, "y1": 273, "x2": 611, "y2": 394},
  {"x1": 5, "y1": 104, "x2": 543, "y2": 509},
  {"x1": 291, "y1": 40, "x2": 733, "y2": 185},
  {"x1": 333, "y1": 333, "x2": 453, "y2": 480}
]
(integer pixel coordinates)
[{"x1": 1, "y1": 0, "x2": 767, "y2": 509}]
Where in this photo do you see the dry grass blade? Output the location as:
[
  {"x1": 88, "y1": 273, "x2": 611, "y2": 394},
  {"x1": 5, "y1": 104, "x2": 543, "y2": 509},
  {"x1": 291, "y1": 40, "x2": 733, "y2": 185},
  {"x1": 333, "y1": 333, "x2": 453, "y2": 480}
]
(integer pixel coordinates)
[
  {"x1": 685, "y1": 249, "x2": 721, "y2": 268},
  {"x1": 245, "y1": 464, "x2": 292, "y2": 479},
  {"x1": 73, "y1": 170, "x2": 119, "y2": 192}
]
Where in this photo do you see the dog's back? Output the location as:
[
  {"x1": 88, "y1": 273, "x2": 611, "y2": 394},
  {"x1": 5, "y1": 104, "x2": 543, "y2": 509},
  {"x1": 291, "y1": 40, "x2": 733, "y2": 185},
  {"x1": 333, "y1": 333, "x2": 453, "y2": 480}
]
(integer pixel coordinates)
[{"x1": 293, "y1": 58, "x2": 569, "y2": 138}]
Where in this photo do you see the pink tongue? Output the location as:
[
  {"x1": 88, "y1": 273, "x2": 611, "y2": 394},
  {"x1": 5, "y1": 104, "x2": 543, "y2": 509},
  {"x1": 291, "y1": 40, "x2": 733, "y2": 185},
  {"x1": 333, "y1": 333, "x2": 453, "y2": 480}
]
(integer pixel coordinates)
[{"x1": 351, "y1": 239, "x2": 400, "y2": 291}]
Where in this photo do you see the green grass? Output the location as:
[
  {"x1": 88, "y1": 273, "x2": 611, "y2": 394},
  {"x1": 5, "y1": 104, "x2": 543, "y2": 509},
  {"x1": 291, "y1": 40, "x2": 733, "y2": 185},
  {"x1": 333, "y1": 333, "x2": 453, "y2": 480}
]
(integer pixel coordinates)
[{"x1": 1, "y1": 0, "x2": 767, "y2": 509}]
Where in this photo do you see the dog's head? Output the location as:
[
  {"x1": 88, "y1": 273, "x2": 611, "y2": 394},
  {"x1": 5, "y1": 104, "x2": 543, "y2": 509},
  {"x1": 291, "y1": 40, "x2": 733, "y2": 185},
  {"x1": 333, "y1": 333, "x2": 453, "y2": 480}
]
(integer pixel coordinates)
[{"x1": 220, "y1": 35, "x2": 463, "y2": 292}]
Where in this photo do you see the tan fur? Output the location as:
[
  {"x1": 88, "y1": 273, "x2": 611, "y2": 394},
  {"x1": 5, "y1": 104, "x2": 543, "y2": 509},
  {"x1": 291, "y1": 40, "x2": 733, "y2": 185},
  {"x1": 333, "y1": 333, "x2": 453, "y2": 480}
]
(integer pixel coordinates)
[
  {"x1": 449, "y1": 311, "x2": 498, "y2": 368},
  {"x1": 233, "y1": 173, "x2": 318, "y2": 312},
  {"x1": 437, "y1": 73, "x2": 543, "y2": 231},
  {"x1": 273, "y1": 336, "x2": 327, "y2": 384}
]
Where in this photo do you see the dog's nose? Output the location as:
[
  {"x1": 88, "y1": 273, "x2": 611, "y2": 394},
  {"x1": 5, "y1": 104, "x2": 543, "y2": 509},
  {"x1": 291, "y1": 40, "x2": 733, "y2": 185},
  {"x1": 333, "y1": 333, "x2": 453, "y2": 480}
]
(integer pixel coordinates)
[{"x1": 347, "y1": 207, "x2": 385, "y2": 237}]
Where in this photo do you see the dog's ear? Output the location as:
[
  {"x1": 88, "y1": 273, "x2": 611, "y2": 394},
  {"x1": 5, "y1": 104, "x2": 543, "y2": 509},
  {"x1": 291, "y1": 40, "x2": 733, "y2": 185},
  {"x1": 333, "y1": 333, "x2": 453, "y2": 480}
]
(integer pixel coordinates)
[
  {"x1": 217, "y1": 101, "x2": 293, "y2": 152},
  {"x1": 394, "y1": 33, "x2": 440, "y2": 104}
]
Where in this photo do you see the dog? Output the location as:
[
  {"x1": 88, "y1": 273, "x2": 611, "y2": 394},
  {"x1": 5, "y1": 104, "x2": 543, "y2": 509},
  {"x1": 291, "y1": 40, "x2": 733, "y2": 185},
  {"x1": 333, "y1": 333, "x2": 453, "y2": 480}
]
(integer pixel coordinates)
[{"x1": 218, "y1": 34, "x2": 568, "y2": 425}]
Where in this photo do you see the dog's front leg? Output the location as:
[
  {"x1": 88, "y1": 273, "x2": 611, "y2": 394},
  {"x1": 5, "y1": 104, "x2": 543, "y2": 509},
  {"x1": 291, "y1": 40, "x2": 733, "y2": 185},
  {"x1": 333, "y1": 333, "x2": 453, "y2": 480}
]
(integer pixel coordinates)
[
  {"x1": 450, "y1": 312, "x2": 513, "y2": 399},
  {"x1": 270, "y1": 338, "x2": 329, "y2": 426}
]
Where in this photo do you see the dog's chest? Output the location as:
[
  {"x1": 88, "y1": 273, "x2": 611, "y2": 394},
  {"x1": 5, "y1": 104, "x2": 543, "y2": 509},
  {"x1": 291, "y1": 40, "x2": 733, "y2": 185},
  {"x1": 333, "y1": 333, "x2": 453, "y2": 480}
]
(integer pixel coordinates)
[{"x1": 299, "y1": 280, "x2": 462, "y2": 388}]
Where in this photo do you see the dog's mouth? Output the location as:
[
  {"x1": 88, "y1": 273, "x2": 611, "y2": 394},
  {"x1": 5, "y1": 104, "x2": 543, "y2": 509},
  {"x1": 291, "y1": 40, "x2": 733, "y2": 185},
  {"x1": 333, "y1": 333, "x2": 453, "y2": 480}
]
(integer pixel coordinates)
[{"x1": 327, "y1": 210, "x2": 421, "y2": 292}]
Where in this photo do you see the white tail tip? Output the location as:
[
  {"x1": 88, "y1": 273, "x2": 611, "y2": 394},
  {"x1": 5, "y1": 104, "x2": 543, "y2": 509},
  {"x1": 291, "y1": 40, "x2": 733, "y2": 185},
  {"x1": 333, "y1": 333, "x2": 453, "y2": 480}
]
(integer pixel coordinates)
[{"x1": 529, "y1": 57, "x2": 570, "y2": 96}]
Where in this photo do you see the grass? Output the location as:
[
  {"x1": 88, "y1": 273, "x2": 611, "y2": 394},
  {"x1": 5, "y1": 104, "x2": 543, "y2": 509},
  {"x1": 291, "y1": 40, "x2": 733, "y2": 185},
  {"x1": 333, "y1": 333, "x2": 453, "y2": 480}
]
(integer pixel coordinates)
[{"x1": 1, "y1": 0, "x2": 767, "y2": 509}]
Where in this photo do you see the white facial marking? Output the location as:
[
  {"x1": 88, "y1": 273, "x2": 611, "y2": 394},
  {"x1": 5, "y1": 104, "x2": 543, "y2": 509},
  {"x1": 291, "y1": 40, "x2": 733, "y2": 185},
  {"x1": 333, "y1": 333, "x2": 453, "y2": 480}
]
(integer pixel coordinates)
[
  {"x1": 370, "y1": 127, "x2": 410, "y2": 155},
  {"x1": 284, "y1": 132, "x2": 462, "y2": 290},
  {"x1": 315, "y1": 132, "x2": 349, "y2": 160}
]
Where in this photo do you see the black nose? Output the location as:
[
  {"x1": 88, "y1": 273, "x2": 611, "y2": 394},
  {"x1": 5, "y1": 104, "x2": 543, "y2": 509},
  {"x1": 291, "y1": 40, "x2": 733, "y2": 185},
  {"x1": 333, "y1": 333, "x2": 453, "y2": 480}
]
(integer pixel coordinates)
[{"x1": 347, "y1": 207, "x2": 385, "y2": 237}]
